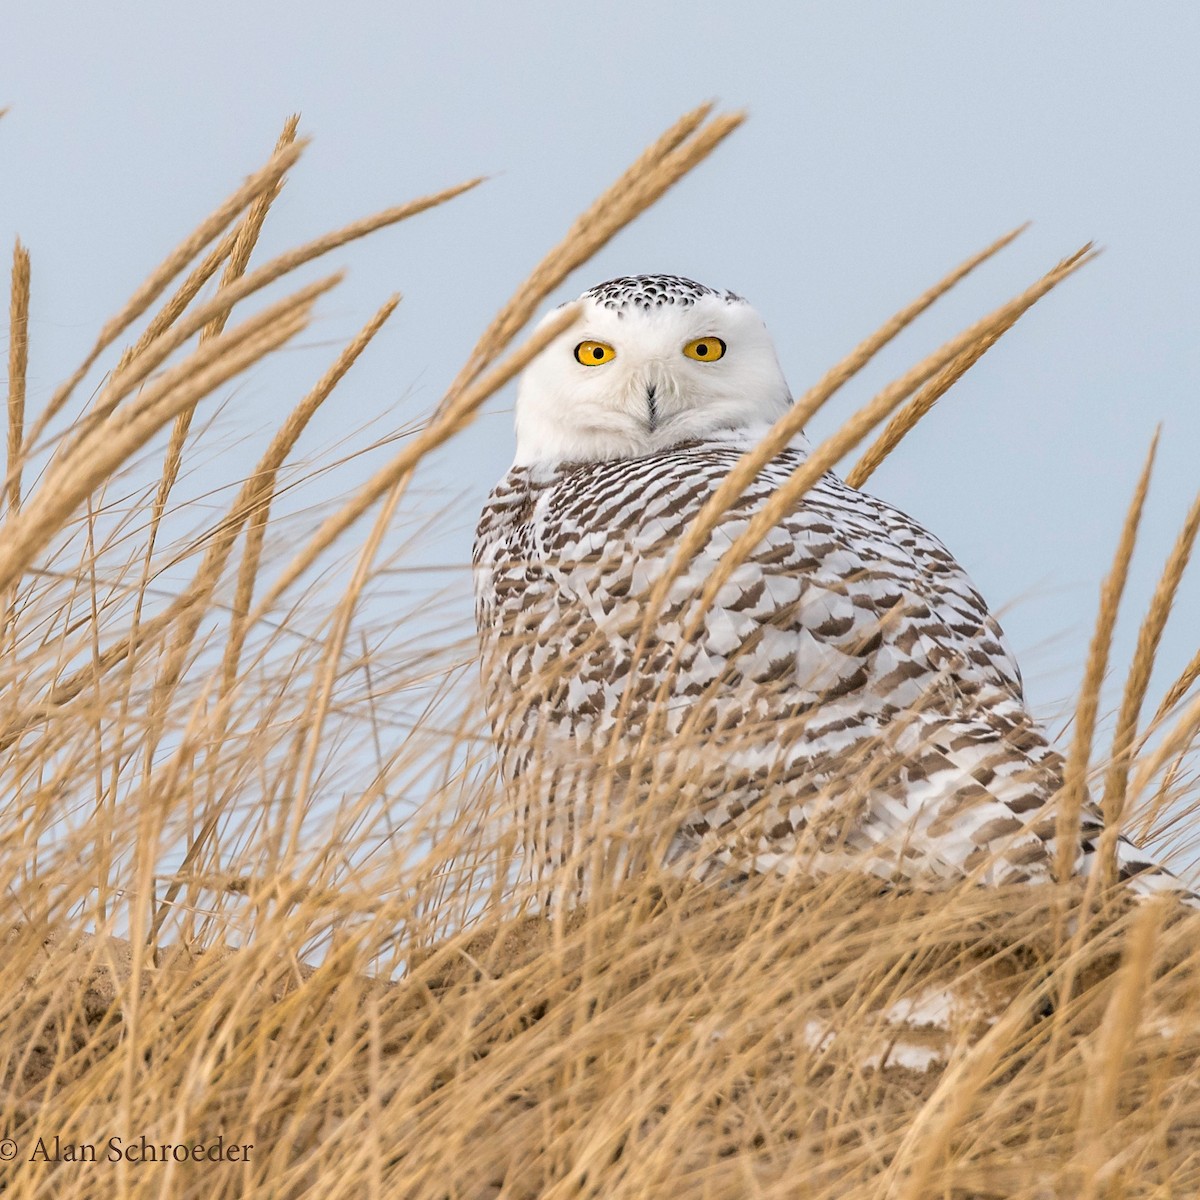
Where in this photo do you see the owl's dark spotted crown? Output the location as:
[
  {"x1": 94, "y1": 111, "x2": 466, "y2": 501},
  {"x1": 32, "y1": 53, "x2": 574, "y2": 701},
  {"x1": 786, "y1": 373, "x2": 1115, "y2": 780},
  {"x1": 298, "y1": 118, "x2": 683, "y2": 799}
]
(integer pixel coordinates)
[{"x1": 583, "y1": 274, "x2": 744, "y2": 313}]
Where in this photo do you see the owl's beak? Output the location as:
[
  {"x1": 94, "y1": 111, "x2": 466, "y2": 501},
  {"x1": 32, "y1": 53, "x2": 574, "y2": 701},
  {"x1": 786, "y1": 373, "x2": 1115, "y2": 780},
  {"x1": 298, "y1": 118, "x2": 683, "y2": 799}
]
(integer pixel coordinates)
[{"x1": 645, "y1": 382, "x2": 658, "y2": 431}]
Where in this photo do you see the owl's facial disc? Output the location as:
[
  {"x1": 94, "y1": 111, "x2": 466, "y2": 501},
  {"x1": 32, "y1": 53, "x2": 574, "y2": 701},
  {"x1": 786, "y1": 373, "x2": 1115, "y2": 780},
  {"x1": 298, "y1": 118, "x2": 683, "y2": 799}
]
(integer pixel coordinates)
[{"x1": 514, "y1": 275, "x2": 792, "y2": 467}]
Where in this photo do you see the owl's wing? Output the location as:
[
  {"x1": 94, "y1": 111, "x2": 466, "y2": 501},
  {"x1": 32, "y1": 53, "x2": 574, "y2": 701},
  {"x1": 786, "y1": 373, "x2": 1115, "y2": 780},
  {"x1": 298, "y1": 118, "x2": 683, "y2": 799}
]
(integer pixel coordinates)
[
  {"x1": 664, "y1": 466, "x2": 1074, "y2": 885},
  {"x1": 692, "y1": 469, "x2": 1026, "y2": 716}
]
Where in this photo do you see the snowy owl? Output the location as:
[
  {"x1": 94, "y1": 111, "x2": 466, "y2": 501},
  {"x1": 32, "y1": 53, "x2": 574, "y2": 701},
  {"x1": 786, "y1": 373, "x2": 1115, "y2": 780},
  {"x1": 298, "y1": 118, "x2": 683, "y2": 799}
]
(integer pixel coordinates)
[{"x1": 473, "y1": 273, "x2": 1181, "y2": 905}]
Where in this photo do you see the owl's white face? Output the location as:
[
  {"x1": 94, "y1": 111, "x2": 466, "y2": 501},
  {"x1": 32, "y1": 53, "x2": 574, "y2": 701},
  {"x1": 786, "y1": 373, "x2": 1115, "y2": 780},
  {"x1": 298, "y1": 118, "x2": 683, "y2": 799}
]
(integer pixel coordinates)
[{"x1": 513, "y1": 275, "x2": 793, "y2": 467}]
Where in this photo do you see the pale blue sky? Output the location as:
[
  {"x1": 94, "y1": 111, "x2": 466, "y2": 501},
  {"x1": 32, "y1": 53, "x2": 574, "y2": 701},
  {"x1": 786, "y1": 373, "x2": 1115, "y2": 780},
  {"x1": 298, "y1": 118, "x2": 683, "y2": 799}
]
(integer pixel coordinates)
[{"x1": 3, "y1": 2, "x2": 1198, "y2": 734}]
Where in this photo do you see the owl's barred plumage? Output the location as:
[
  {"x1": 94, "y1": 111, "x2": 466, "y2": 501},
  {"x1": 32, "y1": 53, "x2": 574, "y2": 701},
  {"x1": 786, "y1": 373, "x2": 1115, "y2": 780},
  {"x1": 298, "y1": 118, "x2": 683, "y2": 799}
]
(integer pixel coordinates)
[{"x1": 473, "y1": 274, "x2": 1184, "y2": 905}]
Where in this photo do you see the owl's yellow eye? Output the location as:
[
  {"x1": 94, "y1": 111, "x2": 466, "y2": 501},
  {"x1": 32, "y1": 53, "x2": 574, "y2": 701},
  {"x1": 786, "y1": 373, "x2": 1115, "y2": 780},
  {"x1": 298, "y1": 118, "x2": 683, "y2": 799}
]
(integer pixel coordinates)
[
  {"x1": 574, "y1": 340, "x2": 616, "y2": 366},
  {"x1": 682, "y1": 336, "x2": 726, "y2": 362}
]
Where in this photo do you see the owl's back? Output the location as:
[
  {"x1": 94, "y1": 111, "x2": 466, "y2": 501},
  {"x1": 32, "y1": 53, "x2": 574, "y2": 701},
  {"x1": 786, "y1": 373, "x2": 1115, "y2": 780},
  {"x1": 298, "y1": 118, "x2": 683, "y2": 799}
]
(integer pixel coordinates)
[{"x1": 473, "y1": 439, "x2": 1162, "y2": 899}]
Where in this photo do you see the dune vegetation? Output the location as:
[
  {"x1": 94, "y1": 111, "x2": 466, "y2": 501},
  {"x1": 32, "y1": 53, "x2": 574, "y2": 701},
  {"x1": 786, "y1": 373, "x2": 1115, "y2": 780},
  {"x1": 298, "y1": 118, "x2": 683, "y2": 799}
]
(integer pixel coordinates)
[{"x1": 3, "y1": 104, "x2": 1200, "y2": 1198}]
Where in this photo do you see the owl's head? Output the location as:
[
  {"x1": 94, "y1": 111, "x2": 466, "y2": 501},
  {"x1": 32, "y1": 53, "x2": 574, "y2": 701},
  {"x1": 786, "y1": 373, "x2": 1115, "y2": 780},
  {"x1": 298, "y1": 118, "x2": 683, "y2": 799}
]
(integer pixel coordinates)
[{"x1": 513, "y1": 274, "x2": 792, "y2": 466}]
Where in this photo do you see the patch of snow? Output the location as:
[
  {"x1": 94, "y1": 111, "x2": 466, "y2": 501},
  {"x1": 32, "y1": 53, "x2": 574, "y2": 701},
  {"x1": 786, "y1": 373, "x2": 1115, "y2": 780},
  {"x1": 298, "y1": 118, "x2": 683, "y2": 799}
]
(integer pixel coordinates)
[{"x1": 883, "y1": 986, "x2": 956, "y2": 1030}]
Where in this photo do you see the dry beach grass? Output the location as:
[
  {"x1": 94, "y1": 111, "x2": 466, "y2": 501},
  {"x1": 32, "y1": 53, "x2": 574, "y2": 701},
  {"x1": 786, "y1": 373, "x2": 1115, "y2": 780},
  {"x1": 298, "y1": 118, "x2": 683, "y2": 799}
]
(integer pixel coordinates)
[{"x1": 2, "y1": 104, "x2": 1200, "y2": 1198}]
